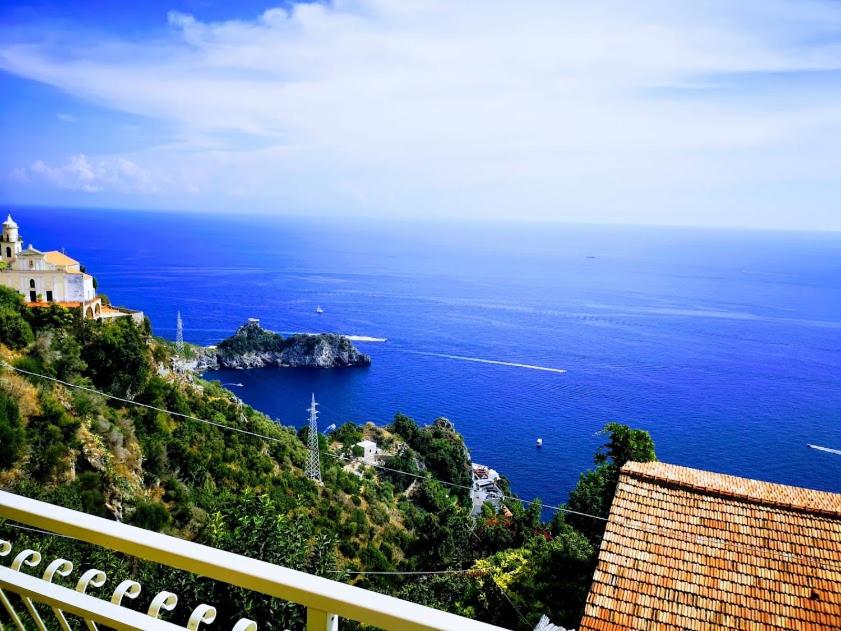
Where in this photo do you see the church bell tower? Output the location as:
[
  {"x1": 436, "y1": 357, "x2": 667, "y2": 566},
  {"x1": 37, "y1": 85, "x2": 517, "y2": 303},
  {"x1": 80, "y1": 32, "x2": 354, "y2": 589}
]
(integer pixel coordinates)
[{"x1": 1, "y1": 214, "x2": 22, "y2": 264}]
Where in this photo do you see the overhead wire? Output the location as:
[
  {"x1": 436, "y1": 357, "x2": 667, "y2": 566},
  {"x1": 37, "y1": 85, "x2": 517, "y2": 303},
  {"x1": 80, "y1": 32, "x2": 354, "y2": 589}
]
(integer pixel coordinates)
[
  {"x1": 1, "y1": 362, "x2": 285, "y2": 444},
  {"x1": 2, "y1": 361, "x2": 838, "y2": 572},
  {"x1": 0, "y1": 361, "x2": 597, "y2": 522}
]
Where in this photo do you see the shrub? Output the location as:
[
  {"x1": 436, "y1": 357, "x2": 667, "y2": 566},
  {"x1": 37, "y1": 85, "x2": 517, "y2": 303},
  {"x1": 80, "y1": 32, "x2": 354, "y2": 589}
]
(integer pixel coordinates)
[
  {"x1": 76, "y1": 472, "x2": 109, "y2": 517},
  {"x1": 0, "y1": 309, "x2": 33, "y2": 349},
  {"x1": 0, "y1": 286, "x2": 23, "y2": 312},
  {"x1": 130, "y1": 501, "x2": 172, "y2": 531},
  {"x1": 0, "y1": 391, "x2": 24, "y2": 469}
]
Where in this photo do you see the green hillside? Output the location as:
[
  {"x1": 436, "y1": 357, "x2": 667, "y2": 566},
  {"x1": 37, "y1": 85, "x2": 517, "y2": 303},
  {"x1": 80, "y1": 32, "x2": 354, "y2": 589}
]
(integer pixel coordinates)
[{"x1": 0, "y1": 287, "x2": 655, "y2": 630}]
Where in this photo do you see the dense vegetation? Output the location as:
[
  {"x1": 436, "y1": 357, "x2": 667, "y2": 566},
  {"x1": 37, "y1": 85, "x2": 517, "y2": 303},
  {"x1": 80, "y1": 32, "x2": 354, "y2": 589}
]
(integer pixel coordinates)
[
  {"x1": 213, "y1": 319, "x2": 370, "y2": 368},
  {"x1": 0, "y1": 286, "x2": 656, "y2": 630},
  {"x1": 217, "y1": 319, "x2": 287, "y2": 354},
  {"x1": 217, "y1": 320, "x2": 359, "y2": 358}
]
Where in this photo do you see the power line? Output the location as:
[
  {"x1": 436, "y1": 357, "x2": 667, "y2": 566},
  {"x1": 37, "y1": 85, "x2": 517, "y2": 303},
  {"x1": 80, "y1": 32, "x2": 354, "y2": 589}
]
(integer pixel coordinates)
[
  {"x1": 1, "y1": 362, "x2": 285, "y2": 444},
  {"x1": 0, "y1": 522, "x2": 74, "y2": 540},
  {"x1": 490, "y1": 576, "x2": 531, "y2": 628},
  {"x1": 4, "y1": 361, "x2": 838, "y2": 571},
  {"x1": 324, "y1": 453, "x2": 608, "y2": 522},
  {"x1": 331, "y1": 568, "x2": 478, "y2": 576},
  {"x1": 2, "y1": 360, "x2": 600, "y2": 522}
]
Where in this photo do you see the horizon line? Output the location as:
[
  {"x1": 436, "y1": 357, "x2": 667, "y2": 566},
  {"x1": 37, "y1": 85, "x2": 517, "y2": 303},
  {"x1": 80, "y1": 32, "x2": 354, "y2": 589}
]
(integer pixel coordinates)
[{"x1": 1, "y1": 201, "x2": 839, "y2": 235}]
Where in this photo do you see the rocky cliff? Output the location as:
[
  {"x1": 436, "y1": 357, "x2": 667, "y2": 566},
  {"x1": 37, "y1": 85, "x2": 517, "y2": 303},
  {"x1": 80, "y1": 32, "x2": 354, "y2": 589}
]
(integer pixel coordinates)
[{"x1": 192, "y1": 319, "x2": 371, "y2": 371}]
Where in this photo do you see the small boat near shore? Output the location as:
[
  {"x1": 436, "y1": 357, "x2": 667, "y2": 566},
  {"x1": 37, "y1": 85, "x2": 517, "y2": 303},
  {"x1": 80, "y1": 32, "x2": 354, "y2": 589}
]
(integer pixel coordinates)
[{"x1": 315, "y1": 305, "x2": 324, "y2": 314}]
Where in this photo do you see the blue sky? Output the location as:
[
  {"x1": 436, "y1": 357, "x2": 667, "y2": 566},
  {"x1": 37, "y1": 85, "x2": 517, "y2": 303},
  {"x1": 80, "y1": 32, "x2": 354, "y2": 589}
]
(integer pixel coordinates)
[{"x1": 2, "y1": 0, "x2": 841, "y2": 229}]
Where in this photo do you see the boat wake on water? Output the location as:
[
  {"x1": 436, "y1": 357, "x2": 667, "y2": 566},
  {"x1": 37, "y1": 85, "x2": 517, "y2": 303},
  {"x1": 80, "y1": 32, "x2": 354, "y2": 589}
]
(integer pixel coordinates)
[
  {"x1": 396, "y1": 350, "x2": 566, "y2": 374},
  {"x1": 808, "y1": 444, "x2": 841, "y2": 456},
  {"x1": 280, "y1": 331, "x2": 387, "y2": 342}
]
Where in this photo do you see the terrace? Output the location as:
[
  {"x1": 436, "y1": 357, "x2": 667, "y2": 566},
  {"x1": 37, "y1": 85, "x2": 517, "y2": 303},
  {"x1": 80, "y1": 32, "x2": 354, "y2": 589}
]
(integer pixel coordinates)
[{"x1": 0, "y1": 490, "x2": 508, "y2": 631}]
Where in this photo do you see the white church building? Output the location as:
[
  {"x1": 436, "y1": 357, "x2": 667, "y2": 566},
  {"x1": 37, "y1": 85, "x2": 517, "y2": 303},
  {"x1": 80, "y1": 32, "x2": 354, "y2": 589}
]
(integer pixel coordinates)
[{"x1": 0, "y1": 214, "x2": 140, "y2": 321}]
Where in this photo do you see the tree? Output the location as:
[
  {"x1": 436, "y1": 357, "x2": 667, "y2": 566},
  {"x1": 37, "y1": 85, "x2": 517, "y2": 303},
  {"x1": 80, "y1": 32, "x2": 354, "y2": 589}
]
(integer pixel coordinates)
[
  {"x1": 519, "y1": 523, "x2": 596, "y2": 628},
  {"x1": 49, "y1": 332, "x2": 87, "y2": 380},
  {"x1": 404, "y1": 480, "x2": 474, "y2": 570},
  {"x1": 388, "y1": 413, "x2": 472, "y2": 497},
  {"x1": 389, "y1": 413, "x2": 420, "y2": 444},
  {"x1": 595, "y1": 422, "x2": 656, "y2": 468},
  {"x1": 567, "y1": 422, "x2": 656, "y2": 543},
  {"x1": 25, "y1": 303, "x2": 76, "y2": 333},
  {"x1": 332, "y1": 422, "x2": 363, "y2": 449},
  {"x1": 81, "y1": 318, "x2": 151, "y2": 396}
]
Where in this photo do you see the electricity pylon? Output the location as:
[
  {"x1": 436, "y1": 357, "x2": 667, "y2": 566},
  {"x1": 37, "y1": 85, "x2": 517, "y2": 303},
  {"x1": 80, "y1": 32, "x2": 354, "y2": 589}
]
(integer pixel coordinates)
[
  {"x1": 305, "y1": 393, "x2": 322, "y2": 483},
  {"x1": 175, "y1": 311, "x2": 184, "y2": 356}
]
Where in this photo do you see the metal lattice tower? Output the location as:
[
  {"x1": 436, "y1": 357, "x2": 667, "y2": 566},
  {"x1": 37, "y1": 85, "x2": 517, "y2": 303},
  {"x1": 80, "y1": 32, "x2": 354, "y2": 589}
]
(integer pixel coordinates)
[
  {"x1": 175, "y1": 311, "x2": 184, "y2": 356},
  {"x1": 305, "y1": 393, "x2": 322, "y2": 483}
]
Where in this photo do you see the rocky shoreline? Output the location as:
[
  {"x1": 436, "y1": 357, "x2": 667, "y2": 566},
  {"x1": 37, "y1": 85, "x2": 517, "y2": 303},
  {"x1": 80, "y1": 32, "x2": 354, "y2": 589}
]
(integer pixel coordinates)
[{"x1": 186, "y1": 319, "x2": 372, "y2": 371}]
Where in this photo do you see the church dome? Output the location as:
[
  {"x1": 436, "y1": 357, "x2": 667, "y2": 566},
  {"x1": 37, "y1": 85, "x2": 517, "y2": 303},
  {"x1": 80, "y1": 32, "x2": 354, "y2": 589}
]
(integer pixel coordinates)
[{"x1": 3, "y1": 214, "x2": 18, "y2": 228}]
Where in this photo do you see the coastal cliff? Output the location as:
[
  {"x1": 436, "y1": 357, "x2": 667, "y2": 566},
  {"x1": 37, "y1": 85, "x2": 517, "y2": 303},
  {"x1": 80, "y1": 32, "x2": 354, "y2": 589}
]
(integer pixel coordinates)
[
  {"x1": 193, "y1": 319, "x2": 371, "y2": 370},
  {"x1": 0, "y1": 287, "x2": 626, "y2": 630}
]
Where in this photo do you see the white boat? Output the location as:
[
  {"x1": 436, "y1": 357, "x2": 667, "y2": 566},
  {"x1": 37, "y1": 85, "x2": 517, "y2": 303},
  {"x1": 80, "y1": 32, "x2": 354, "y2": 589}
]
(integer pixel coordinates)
[
  {"x1": 536, "y1": 437, "x2": 543, "y2": 447},
  {"x1": 315, "y1": 306, "x2": 324, "y2": 314}
]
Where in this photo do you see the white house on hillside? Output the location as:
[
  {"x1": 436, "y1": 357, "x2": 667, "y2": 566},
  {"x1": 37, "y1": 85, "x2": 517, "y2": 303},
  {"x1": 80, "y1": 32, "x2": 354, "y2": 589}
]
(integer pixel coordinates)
[{"x1": 355, "y1": 440, "x2": 379, "y2": 465}]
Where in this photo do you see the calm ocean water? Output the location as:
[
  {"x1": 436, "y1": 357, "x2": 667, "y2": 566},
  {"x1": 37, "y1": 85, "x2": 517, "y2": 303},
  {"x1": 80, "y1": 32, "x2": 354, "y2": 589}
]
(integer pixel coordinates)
[{"x1": 14, "y1": 207, "x2": 841, "y2": 507}]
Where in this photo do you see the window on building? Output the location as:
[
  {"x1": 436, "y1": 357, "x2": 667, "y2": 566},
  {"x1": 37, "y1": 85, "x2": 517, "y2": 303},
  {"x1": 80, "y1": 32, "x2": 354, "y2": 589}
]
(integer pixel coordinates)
[
  {"x1": 29, "y1": 279, "x2": 35, "y2": 288},
  {"x1": 4, "y1": 247, "x2": 9, "y2": 258},
  {"x1": 28, "y1": 260, "x2": 33, "y2": 268},
  {"x1": 46, "y1": 291, "x2": 53, "y2": 302}
]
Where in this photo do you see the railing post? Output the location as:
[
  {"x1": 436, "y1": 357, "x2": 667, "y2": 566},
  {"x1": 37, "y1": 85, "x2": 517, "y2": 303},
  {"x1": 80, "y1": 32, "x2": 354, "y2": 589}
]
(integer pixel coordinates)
[{"x1": 306, "y1": 608, "x2": 338, "y2": 631}]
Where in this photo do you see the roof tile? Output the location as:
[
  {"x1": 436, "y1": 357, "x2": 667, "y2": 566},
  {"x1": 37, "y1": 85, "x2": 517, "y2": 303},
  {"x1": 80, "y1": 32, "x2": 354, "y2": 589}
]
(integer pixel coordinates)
[{"x1": 579, "y1": 462, "x2": 841, "y2": 630}]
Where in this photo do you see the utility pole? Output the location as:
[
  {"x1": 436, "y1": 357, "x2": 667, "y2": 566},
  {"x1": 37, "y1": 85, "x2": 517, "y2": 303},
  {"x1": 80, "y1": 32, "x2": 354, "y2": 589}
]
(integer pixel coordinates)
[
  {"x1": 175, "y1": 311, "x2": 184, "y2": 357},
  {"x1": 305, "y1": 393, "x2": 322, "y2": 483}
]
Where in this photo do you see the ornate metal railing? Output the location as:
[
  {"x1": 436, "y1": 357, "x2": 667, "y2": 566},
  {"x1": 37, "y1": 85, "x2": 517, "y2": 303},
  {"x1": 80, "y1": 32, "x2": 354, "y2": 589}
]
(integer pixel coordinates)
[{"x1": 0, "y1": 490, "x2": 507, "y2": 631}]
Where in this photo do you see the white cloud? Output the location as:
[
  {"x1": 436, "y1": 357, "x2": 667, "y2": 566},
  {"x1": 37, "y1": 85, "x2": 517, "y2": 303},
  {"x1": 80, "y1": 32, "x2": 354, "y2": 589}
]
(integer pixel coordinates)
[
  {"x1": 25, "y1": 154, "x2": 162, "y2": 194},
  {"x1": 56, "y1": 113, "x2": 77, "y2": 123},
  {"x1": 2, "y1": 0, "x2": 841, "y2": 227}
]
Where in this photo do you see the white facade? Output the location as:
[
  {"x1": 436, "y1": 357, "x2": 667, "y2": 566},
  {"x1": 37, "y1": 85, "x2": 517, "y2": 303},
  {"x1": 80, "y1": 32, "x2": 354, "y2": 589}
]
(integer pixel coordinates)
[
  {"x1": 355, "y1": 440, "x2": 379, "y2": 465},
  {"x1": 470, "y1": 463, "x2": 503, "y2": 515},
  {"x1": 2, "y1": 245, "x2": 96, "y2": 303},
  {"x1": 0, "y1": 214, "x2": 99, "y2": 316}
]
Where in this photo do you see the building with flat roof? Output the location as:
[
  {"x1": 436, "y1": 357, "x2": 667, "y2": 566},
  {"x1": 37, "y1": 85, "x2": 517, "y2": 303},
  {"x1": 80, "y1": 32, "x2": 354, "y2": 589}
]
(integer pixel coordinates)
[
  {"x1": 579, "y1": 461, "x2": 841, "y2": 630},
  {"x1": 355, "y1": 439, "x2": 379, "y2": 465},
  {"x1": 470, "y1": 463, "x2": 503, "y2": 515}
]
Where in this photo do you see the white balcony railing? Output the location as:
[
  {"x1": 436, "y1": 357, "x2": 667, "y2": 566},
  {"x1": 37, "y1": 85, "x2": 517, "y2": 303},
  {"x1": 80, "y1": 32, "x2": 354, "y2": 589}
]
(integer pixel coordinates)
[{"x1": 0, "y1": 490, "x2": 510, "y2": 631}]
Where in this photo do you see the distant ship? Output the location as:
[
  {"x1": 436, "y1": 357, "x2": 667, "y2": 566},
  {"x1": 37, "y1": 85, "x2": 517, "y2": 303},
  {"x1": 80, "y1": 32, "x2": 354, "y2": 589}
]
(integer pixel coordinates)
[{"x1": 315, "y1": 306, "x2": 324, "y2": 314}]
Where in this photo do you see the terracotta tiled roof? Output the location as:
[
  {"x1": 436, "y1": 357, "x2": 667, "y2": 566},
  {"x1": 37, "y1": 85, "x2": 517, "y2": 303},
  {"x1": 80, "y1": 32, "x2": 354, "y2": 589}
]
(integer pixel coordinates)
[{"x1": 579, "y1": 461, "x2": 841, "y2": 631}]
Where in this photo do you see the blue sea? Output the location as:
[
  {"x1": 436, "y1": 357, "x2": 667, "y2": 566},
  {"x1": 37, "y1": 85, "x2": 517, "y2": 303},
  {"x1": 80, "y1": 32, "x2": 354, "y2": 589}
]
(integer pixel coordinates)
[{"x1": 13, "y1": 207, "x2": 841, "y2": 508}]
